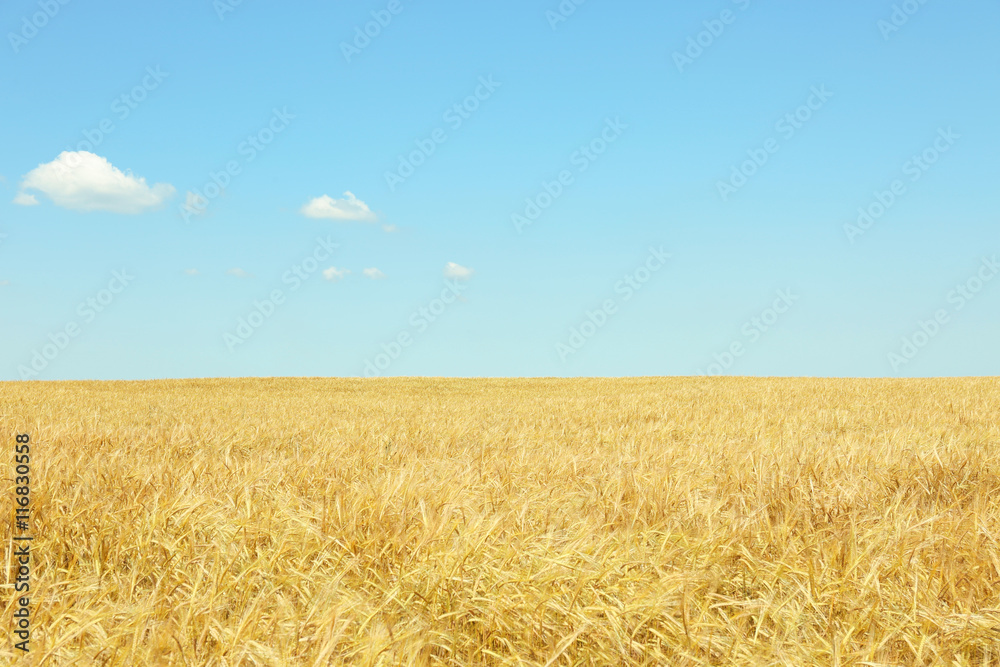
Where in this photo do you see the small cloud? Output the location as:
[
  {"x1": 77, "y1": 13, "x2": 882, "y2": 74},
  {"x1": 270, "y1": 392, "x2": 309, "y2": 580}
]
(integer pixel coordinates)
[
  {"x1": 227, "y1": 268, "x2": 253, "y2": 279},
  {"x1": 181, "y1": 191, "x2": 207, "y2": 216},
  {"x1": 301, "y1": 192, "x2": 376, "y2": 222},
  {"x1": 16, "y1": 151, "x2": 174, "y2": 214},
  {"x1": 362, "y1": 267, "x2": 386, "y2": 280},
  {"x1": 444, "y1": 262, "x2": 474, "y2": 280},
  {"x1": 0, "y1": 280, "x2": 9, "y2": 286},
  {"x1": 13, "y1": 192, "x2": 38, "y2": 206},
  {"x1": 322, "y1": 266, "x2": 351, "y2": 282},
  {"x1": 184, "y1": 269, "x2": 200, "y2": 276},
  {"x1": 382, "y1": 224, "x2": 398, "y2": 233}
]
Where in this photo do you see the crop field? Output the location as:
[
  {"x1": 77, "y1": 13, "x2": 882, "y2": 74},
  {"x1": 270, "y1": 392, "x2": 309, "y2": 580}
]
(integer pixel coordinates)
[{"x1": 2, "y1": 377, "x2": 1000, "y2": 665}]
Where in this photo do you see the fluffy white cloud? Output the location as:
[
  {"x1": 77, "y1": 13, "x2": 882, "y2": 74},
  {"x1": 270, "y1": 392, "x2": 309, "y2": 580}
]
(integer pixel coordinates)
[
  {"x1": 444, "y1": 262, "x2": 474, "y2": 279},
  {"x1": 17, "y1": 151, "x2": 175, "y2": 214},
  {"x1": 300, "y1": 192, "x2": 376, "y2": 222},
  {"x1": 362, "y1": 267, "x2": 386, "y2": 280},
  {"x1": 12, "y1": 192, "x2": 38, "y2": 206},
  {"x1": 323, "y1": 266, "x2": 351, "y2": 281},
  {"x1": 227, "y1": 268, "x2": 252, "y2": 279}
]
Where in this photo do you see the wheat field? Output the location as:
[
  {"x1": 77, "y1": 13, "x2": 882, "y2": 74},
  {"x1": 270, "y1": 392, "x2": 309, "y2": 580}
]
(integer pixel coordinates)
[{"x1": 2, "y1": 377, "x2": 999, "y2": 665}]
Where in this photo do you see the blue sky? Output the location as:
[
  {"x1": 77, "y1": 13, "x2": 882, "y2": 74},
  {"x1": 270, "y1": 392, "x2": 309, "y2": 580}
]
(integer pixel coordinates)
[{"x1": 1, "y1": 0, "x2": 998, "y2": 380}]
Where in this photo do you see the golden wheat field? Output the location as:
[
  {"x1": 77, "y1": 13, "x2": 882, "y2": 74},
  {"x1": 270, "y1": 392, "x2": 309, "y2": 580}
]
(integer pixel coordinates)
[{"x1": 2, "y1": 377, "x2": 1000, "y2": 666}]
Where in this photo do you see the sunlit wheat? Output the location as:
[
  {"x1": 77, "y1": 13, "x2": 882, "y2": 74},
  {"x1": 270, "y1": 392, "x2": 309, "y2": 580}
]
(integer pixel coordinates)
[{"x1": 2, "y1": 377, "x2": 999, "y2": 665}]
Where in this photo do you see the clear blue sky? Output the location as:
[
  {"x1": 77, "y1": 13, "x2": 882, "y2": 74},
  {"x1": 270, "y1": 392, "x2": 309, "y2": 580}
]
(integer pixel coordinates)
[{"x1": 1, "y1": 0, "x2": 998, "y2": 380}]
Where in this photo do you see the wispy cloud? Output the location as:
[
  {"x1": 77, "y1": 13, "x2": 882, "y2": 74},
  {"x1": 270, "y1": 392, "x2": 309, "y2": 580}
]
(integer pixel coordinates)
[
  {"x1": 444, "y1": 262, "x2": 474, "y2": 279},
  {"x1": 362, "y1": 267, "x2": 386, "y2": 280},
  {"x1": 184, "y1": 269, "x2": 200, "y2": 276},
  {"x1": 322, "y1": 266, "x2": 351, "y2": 281},
  {"x1": 12, "y1": 192, "x2": 38, "y2": 206},
  {"x1": 300, "y1": 191, "x2": 376, "y2": 222},
  {"x1": 227, "y1": 268, "x2": 253, "y2": 279}
]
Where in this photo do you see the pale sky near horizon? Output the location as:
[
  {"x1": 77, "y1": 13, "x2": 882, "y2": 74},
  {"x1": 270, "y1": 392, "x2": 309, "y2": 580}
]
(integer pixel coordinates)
[{"x1": 1, "y1": 0, "x2": 998, "y2": 380}]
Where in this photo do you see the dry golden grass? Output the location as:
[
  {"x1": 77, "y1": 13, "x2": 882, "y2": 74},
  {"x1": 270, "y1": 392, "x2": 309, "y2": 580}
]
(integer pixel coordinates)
[{"x1": 2, "y1": 377, "x2": 1000, "y2": 665}]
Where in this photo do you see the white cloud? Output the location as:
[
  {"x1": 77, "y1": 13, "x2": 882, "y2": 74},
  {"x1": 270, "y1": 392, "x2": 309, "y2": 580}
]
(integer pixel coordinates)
[
  {"x1": 382, "y1": 224, "x2": 398, "y2": 233},
  {"x1": 13, "y1": 192, "x2": 38, "y2": 206},
  {"x1": 17, "y1": 151, "x2": 175, "y2": 214},
  {"x1": 0, "y1": 280, "x2": 9, "y2": 287},
  {"x1": 300, "y1": 192, "x2": 376, "y2": 222},
  {"x1": 184, "y1": 269, "x2": 200, "y2": 276},
  {"x1": 362, "y1": 267, "x2": 386, "y2": 280},
  {"x1": 227, "y1": 268, "x2": 252, "y2": 279},
  {"x1": 323, "y1": 266, "x2": 351, "y2": 281},
  {"x1": 444, "y1": 262, "x2": 474, "y2": 280},
  {"x1": 182, "y1": 191, "x2": 207, "y2": 216}
]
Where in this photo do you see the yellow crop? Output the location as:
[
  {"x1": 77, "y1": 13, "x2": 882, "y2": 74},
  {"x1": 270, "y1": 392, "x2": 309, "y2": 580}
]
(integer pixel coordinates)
[{"x1": 2, "y1": 377, "x2": 999, "y2": 665}]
